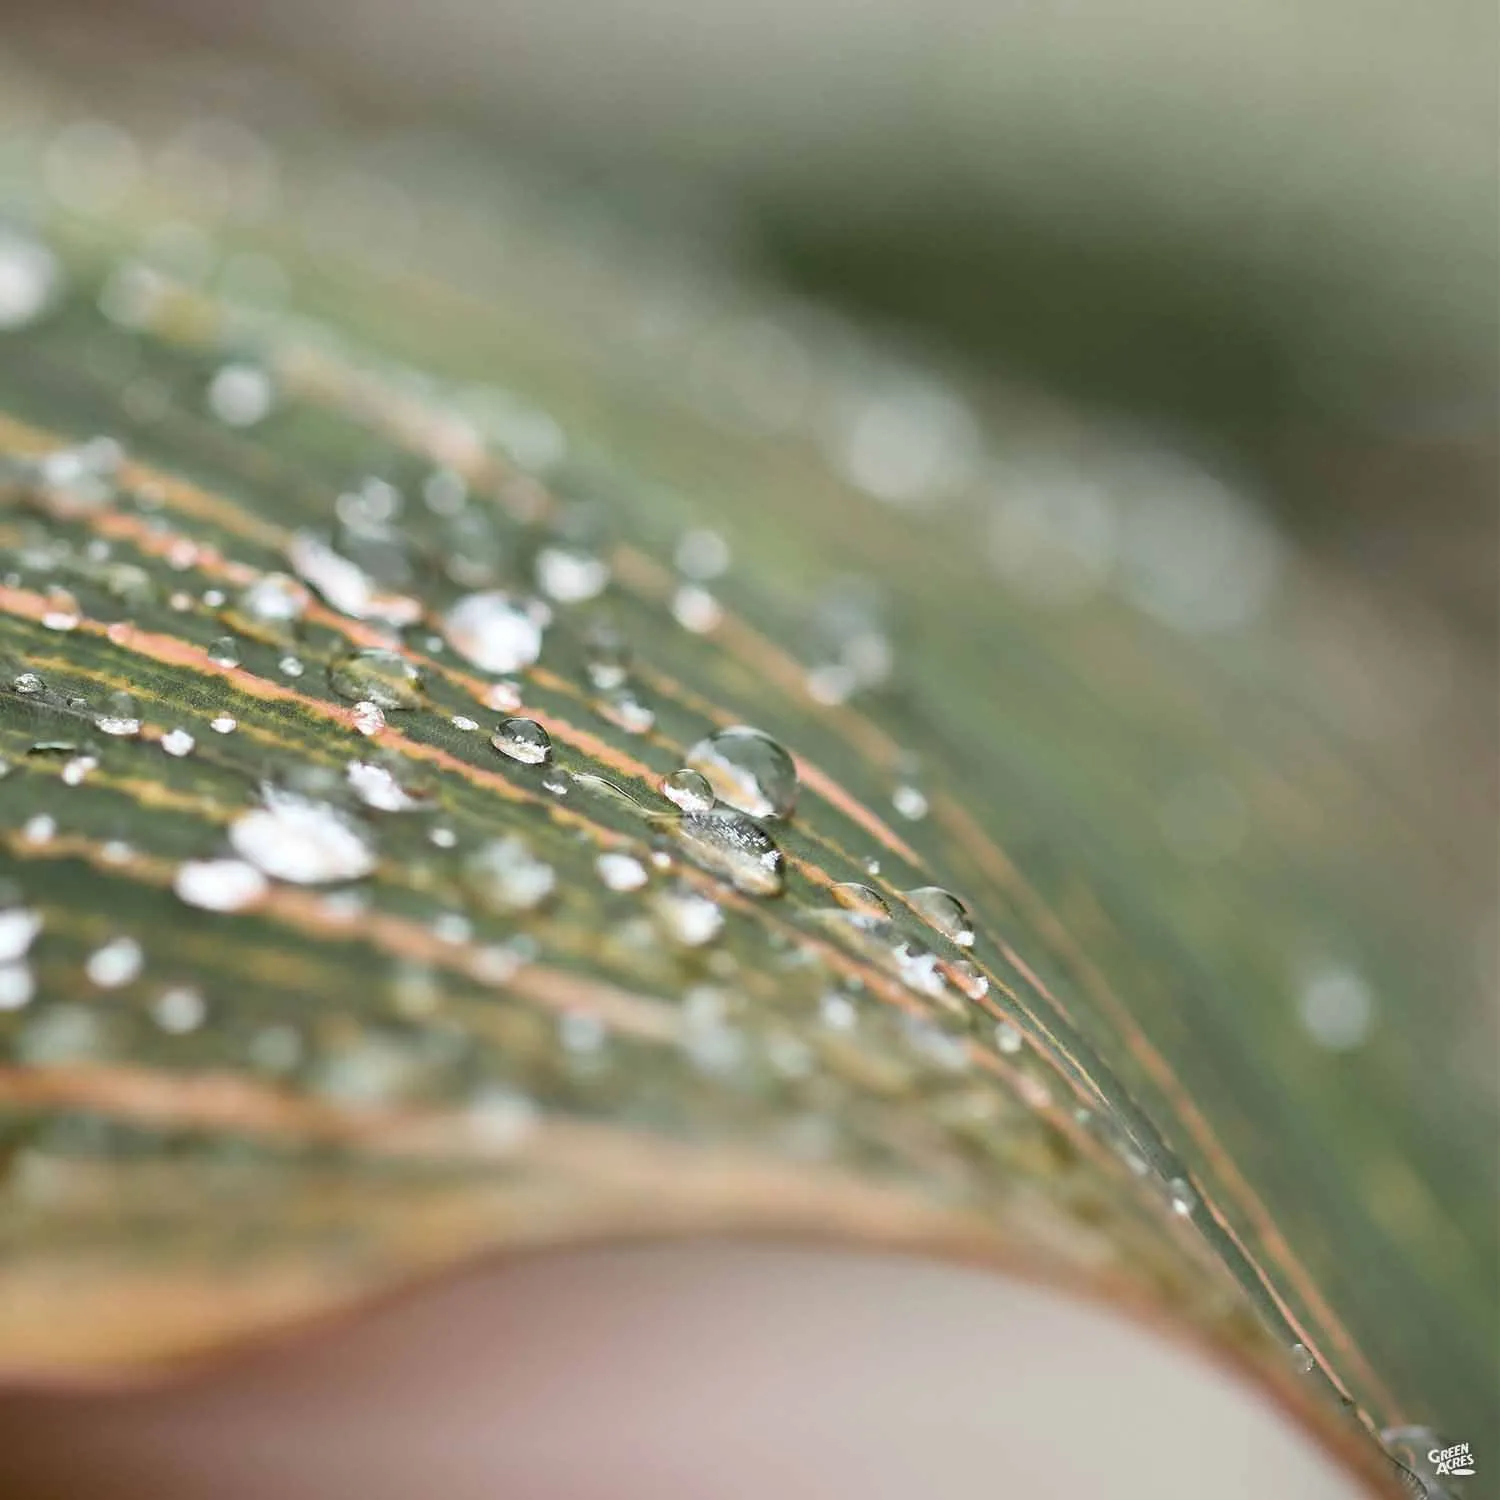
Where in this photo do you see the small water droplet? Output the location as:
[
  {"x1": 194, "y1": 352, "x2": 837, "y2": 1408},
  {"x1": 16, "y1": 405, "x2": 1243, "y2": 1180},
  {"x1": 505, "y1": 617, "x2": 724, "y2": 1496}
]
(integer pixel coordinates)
[
  {"x1": 994, "y1": 1019, "x2": 1024, "y2": 1055},
  {"x1": 491, "y1": 717, "x2": 551, "y2": 766},
  {"x1": 596, "y1": 686, "x2": 655, "y2": 735},
  {"x1": 653, "y1": 883, "x2": 725, "y2": 946},
  {"x1": 328, "y1": 647, "x2": 424, "y2": 709},
  {"x1": 892, "y1": 784, "x2": 929, "y2": 821},
  {"x1": 1167, "y1": 1177, "x2": 1198, "y2": 1217},
  {"x1": 536, "y1": 545, "x2": 610, "y2": 603},
  {"x1": 444, "y1": 590, "x2": 548, "y2": 673},
  {"x1": 174, "y1": 857, "x2": 268, "y2": 912},
  {"x1": 207, "y1": 635, "x2": 241, "y2": 668},
  {"x1": 830, "y1": 882, "x2": 890, "y2": 918},
  {"x1": 0, "y1": 964, "x2": 35, "y2": 1011},
  {"x1": 675, "y1": 528, "x2": 730, "y2": 580},
  {"x1": 351, "y1": 700, "x2": 385, "y2": 736},
  {"x1": 85, "y1": 935, "x2": 144, "y2": 988},
  {"x1": 11, "y1": 672, "x2": 47, "y2": 696},
  {"x1": 152, "y1": 985, "x2": 207, "y2": 1033},
  {"x1": 230, "y1": 572, "x2": 309, "y2": 636},
  {"x1": 210, "y1": 714, "x2": 238, "y2": 734},
  {"x1": 207, "y1": 361, "x2": 274, "y2": 427},
  {"x1": 465, "y1": 837, "x2": 556, "y2": 911},
  {"x1": 672, "y1": 584, "x2": 722, "y2": 634},
  {"x1": 661, "y1": 767, "x2": 714, "y2": 813},
  {"x1": 905, "y1": 886, "x2": 975, "y2": 947},
  {"x1": 1289, "y1": 1342, "x2": 1315, "y2": 1375},
  {"x1": 596, "y1": 851, "x2": 648, "y2": 892},
  {"x1": 684, "y1": 725, "x2": 798, "y2": 820},
  {"x1": 583, "y1": 620, "x2": 630, "y2": 690},
  {"x1": 451, "y1": 714, "x2": 479, "y2": 731},
  {"x1": 160, "y1": 727, "x2": 195, "y2": 757},
  {"x1": 0, "y1": 907, "x2": 43, "y2": 963},
  {"x1": 288, "y1": 530, "x2": 421, "y2": 627},
  {"x1": 93, "y1": 690, "x2": 142, "y2": 737},
  {"x1": 944, "y1": 957, "x2": 989, "y2": 1000},
  {"x1": 346, "y1": 758, "x2": 431, "y2": 812},
  {"x1": 230, "y1": 788, "x2": 377, "y2": 884}
]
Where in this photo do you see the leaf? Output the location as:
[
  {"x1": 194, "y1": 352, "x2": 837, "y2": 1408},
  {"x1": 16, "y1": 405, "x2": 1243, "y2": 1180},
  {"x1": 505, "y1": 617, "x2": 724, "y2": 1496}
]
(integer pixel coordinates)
[{"x1": 0, "y1": 21, "x2": 1491, "y2": 1498}]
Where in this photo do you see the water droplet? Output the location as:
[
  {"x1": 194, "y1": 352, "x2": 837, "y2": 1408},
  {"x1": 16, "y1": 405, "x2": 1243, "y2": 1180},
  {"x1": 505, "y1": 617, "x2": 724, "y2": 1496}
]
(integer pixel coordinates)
[
  {"x1": 596, "y1": 686, "x2": 655, "y2": 735},
  {"x1": 93, "y1": 690, "x2": 142, "y2": 737},
  {"x1": 830, "y1": 882, "x2": 890, "y2": 919},
  {"x1": 1289, "y1": 1342, "x2": 1315, "y2": 1375},
  {"x1": 582, "y1": 620, "x2": 630, "y2": 690},
  {"x1": 351, "y1": 700, "x2": 385, "y2": 736},
  {"x1": 207, "y1": 361, "x2": 274, "y2": 427},
  {"x1": 0, "y1": 907, "x2": 43, "y2": 963},
  {"x1": 152, "y1": 985, "x2": 206, "y2": 1033},
  {"x1": 346, "y1": 759, "x2": 432, "y2": 812},
  {"x1": 465, "y1": 837, "x2": 555, "y2": 911},
  {"x1": 0, "y1": 227, "x2": 60, "y2": 330},
  {"x1": 675, "y1": 528, "x2": 730, "y2": 580},
  {"x1": 207, "y1": 635, "x2": 241, "y2": 668},
  {"x1": 230, "y1": 788, "x2": 377, "y2": 884},
  {"x1": 945, "y1": 957, "x2": 989, "y2": 1000},
  {"x1": 491, "y1": 717, "x2": 551, "y2": 766},
  {"x1": 536, "y1": 545, "x2": 609, "y2": 602},
  {"x1": 0, "y1": 965, "x2": 35, "y2": 1011},
  {"x1": 1167, "y1": 1177, "x2": 1198, "y2": 1217},
  {"x1": 174, "y1": 857, "x2": 268, "y2": 912},
  {"x1": 444, "y1": 590, "x2": 548, "y2": 673},
  {"x1": 451, "y1": 714, "x2": 479, "y2": 731},
  {"x1": 596, "y1": 851, "x2": 648, "y2": 891},
  {"x1": 328, "y1": 647, "x2": 424, "y2": 709},
  {"x1": 11, "y1": 672, "x2": 47, "y2": 696},
  {"x1": 85, "y1": 935, "x2": 144, "y2": 988},
  {"x1": 993, "y1": 1019, "x2": 1024, "y2": 1054},
  {"x1": 160, "y1": 727, "x2": 195, "y2": 757},
  {"x1": 661, "y1": 767, "x2": 714, "y2": 813},
  {"x1": 61, "y1": 754, "x2": 97, "y2": 786},
  {"x1": 279, "y1": 654, "x2": 305, "y2": 677},
  {"x1": 669, "y1": 808, "x2": 786, "y2": 897},
  {"x1": 653, "y1": 883, "x2": 725, "y2": 946},
  {"x1": 905, "y1": 886, "x2": 975, "y2": 947},
  {"x1": 210, "y1": 714, "x2": 237, "y2": 734},
  {"x1": 892, "y1": 784, "x2": 929, "y2": 821},
  {"x1": 231, "y1": 572, "x2": 309, "y2": 635},
  {"x1": 684, "y1": 725, "x2": 797, "y2": 820},
  {"x1": 22, "y1": 815, "x2": 56, "y2": 845},
  {"x1": 1297, "y1": 964, "x2": 1374, "y2": 1052},
  {"x1": 287, "y1": 530, "x2": 421, "y2": 627},
  {"x1": 672, "y1": 585, "x2": 722, "y2": 634}
]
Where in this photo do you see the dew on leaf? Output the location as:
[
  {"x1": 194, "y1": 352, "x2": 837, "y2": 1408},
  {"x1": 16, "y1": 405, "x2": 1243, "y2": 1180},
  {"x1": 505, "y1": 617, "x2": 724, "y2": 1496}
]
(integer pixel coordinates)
[
  {"x1": 536, "y1": 545, "x2": 609, "y2": 603},
  {"x1": 596, "y1": 686, "x2": 655, "y2": 735},
  {"x1": 160, "y1": 727, "x2": 195, "y2": 757},
  {"x1": 444, "y1": 589, "x2": 548, "y2": 673},
  {"x1": 0, "y1": 964, "x2": 35, "y2": 1011},
  {"x1": 994, "y1": 1019, "x2": 1024, "y2": 1055},
  {"x1": 596, "y1": 851, "x2": 648, "y2": 892},
  {"x1": 229, "y1": 788, "x2": 377, "y2": 884},
  {"x1": 653, "y1": 883, "x2": 725, "y2": 947},
  {"x1": 465, "y1": 837, "x2": 555, "y2": 911},
  {"x1": 0, "y1": 907, "x2": 43, "y2": 963},
  {"x1": 207, "y1": 635, "x2": 241, "y2": 668},
  {"x1": 93, "y1": 690, "x2": 142, "y2": 737},
  {"x1": 287, "y1": 530, "x2": 421, "y2": 627},
  {"x1": 173, "y1": 857, "x2": 269, "y2": 912},
  {"x1": 206, "y1": 361, "x2": 274, "y2": 427},
  {"x1": 328, "y1": 647, "x2": 424, "y2": 709},
  {"x1": 830, "y1": 882, "x2": 890, "y2": 919},
  {"x1": 491, "y1": 716, "x2": 551, "y2": 766},
  {"x1": 152, "y1": 985, "x2": 206, "y2": 1034},
  {"x1": 210, "y1": 714, "x2": 237, "y2": 734},
  {"x1": 684, "y1": 725, "x2": 798, "y2": 820},
  {"x1": 85, "y1": 935, "x2": 144, "y2": 988},
  {"x1": 668, "y1": 808, "x2": 786, "y2": 897},
  {"x1": 892, "y1": 784, "x2": 929, "y2": 821},
  {"x1": 661, "y1": 767, "x2": 714, "y2": 813},
  {"x1": 346, "y1": 759, "x2": 431, "y2": 812},
  {"x1": 351, "y1": 701, "x2": 385, "y2": 736},
  {"x1": 905, "y1": 885, "x2": 975, "y2": 947}
]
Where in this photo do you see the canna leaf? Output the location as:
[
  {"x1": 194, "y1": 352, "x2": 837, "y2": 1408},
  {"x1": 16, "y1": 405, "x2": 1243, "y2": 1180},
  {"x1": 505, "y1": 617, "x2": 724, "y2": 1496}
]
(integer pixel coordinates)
[{"x1": 0, "y1": 20, "x2": 1492, "y2": 1499}]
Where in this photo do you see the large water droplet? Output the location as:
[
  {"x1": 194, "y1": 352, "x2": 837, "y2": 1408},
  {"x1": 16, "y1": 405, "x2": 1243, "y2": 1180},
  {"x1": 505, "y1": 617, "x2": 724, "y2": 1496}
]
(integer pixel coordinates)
[
  {"x1": 444, "y1": 590, "x2": 549, "y2": 673},
  {"x1": 328, "y1": 647, "x2": 424, "y2": 709},
  {"x1": 491, "y1": 717, "x2": 552, "y2": 766},
  {"x1": 905, "y1": 886, "x2": 975, "y2": 947},
  {"x1": 684, "y1": 725, "x2": 798, "y2": 820},
  {"x1": 668, "y1": 808, "x2": 785, "y2": 897},
  {"x1": 230, "y1": 788, "x2": 377, "y2": 884}
]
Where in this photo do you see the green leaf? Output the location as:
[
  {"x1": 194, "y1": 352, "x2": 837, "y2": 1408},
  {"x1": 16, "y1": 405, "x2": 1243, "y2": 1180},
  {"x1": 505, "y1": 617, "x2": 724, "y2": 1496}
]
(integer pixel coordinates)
[{"x1": 0, "y1": 23, "x2": 1491, "y2": 1498}]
